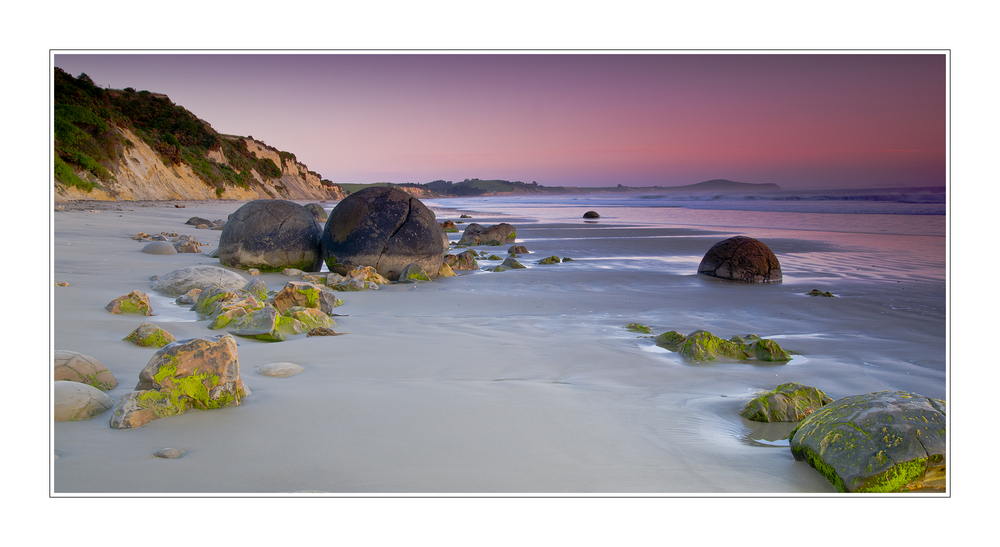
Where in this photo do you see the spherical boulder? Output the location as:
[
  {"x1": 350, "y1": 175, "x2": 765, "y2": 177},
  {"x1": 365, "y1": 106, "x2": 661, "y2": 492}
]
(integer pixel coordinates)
[
  {"x1": 697, "y1": 236, "x2": 782, "y2": 283},
  {"x1": 320, "y1": 187, "x2": 445, "y2": 281},
  {"x1": 219, "y1": 200, "x2": 323, "y2": 272},
  {"x1": 142, "y1": 241, "x2": 177, "y2": 255},
  {"x1": 54, "y1": 381, "x2": 114, "y2": 421},
  {"x1": 583, "y1": 210, "x2": 600, "y2": 219}
]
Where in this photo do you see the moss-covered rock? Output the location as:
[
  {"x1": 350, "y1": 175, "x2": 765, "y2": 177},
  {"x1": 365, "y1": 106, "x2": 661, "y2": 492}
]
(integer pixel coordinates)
[
  {"x1": 124, "y1": 323, "x2": 177, "y2": 348},
  {"x1": 105, "y1": 290, "x2": 153, "y2": 316},
  {"x1": 741, "y1": 382, "x2": 833, "y2": 422},
  {"x1": 538, "y1": 256, "x2": 561, "y2": 265},
  {"x1": 110, "y1": 334, "x2": 250, "y2": 429},
  {"x1": 285, "y1": 306, "x2": 334, "y2": 330},
  {"x1": 654, "y1": 329, "x2": 792, "y2": 362},
  {"x1": 438, "y1": 262, "x2": 457, "y2": 277},
  {"x1": 399, "y1": 262, "x2": 432, "y2": 282},
  {"x1": 625, "y1": 323, "x2": 653, "y2": 335},
  {"x1": 492, "y1": 257, "x2": 526, "y2": 272},
  {"x1": 807, "y1": 289, "x2": 835, "y2": 297},
  {"x1": 444, "y1": 250, "x2": 479, "y2": 271},
  {"x1": 789, "y1": 391, "x2": 946, "y2": 493}
]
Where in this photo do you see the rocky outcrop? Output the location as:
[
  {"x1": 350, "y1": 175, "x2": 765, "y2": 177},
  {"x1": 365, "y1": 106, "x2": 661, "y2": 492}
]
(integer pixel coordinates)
[
  {"x1": 655, "y1": 330, "x2": 792, "y2": 362},
  {"x1": 457, "y1": 223, "x2": 517, "y2": 246},
  {"x1": 54, "y1": 127, "x2": 347, "y2": 203},
  {"x1": 789, "y1": 391, "x2": 946, "y2": 492}
]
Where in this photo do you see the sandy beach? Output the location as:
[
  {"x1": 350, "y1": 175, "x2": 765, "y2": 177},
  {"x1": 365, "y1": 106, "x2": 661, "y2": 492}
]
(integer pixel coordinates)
[{"x1": 50, "y1": 198, "x2": 946, "y2": 495}]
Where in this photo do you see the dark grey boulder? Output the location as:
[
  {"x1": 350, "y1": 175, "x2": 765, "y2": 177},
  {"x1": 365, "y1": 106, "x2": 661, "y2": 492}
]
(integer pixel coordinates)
[
  {"x1": 320, "y1": 187, "x2": 445, "y2": 281},
  {"x1": 789, "y1": 391, "x2": 946, "y2": 492},
  {"x1": 583, "y1": 211, "x2": 600, "y2": 219},
  {"x1": 697, "y1": 236, "x2": 782, "y2": 283},
  {"x1": 218, "y1": 200, "x2": 322, "y2": 272},
  {"x1": 185, "y1": 216, "x2": 213, "y2": 226}
]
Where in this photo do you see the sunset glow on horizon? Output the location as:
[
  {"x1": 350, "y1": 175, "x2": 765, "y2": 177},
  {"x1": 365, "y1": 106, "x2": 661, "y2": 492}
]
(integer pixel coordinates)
[{"x1": 52, "y1": 52, "x2": 946, "y2": 190}]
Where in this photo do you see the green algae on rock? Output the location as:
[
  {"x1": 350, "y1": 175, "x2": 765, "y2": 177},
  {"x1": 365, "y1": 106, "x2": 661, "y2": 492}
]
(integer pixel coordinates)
[
  {"x1": 654, "y1": 329, "x2": 792, "y2": 362},
  {"x1": 538, "y1": 256, "x2": 561, "y2": 265},
  {"x1": 105, "y1": 290, "x2": 153, "y2": 316},
  {"x1": 741, "y1": 382, "x2": 834, "y2": 423},
  {"x1": 109, "y1": 334, "x2": 250, "y2": 429},
  {"x1": 624, "y1": 323, "x2": 654, "y2": 335},
  {"x1": 124, "y1": 323, "x2": 177, "y2": 348},
  {"x1": 788, "y1": 391, "x2": 946, "y2": 493}
]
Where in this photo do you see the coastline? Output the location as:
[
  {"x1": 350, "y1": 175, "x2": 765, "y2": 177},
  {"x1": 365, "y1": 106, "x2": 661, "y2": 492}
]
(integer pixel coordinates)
[{"x1": 51, "y1": 198, "x2": 946, "y2": 494}]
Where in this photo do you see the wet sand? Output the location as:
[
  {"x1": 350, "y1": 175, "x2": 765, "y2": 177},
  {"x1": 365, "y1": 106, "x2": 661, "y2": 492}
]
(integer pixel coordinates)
[{"x1": 50, "y1": 199, "x2": 946, "y2": 494}]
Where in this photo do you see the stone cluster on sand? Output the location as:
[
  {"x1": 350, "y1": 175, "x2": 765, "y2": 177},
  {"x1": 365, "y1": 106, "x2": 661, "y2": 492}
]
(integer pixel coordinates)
[
  {"x1": 109, "y1": 335, "x2": 250, "y2": 429},
  {"x1": 655, "y1": 329, "x2": 792, "y2": 362},
  {"x1": 698, "y1": 236, "x2": 782, "y2": 283}
]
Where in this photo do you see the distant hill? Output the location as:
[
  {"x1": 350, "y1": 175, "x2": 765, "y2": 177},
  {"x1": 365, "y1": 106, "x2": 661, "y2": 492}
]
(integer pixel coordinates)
[
  {"x1": 53, "y1": 68, "x2": 345, "y2": 202},
  {"x1": 649, "y1": 179, "x2": 782, "y2": 192}
]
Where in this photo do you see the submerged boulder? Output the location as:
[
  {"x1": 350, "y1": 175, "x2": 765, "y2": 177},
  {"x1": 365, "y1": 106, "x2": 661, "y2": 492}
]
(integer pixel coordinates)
[
  {"x1": 218, "y1": 200, "x2": 323, "y2": 272},
  {"x1": 109, "y1": 335, "x2": 250, "y2": 429},
  {"x1": 53, "y1": 350, "x2": 117, "y2": 391},
  {"x1": 697, "y1": 236, "x2": 782, "y2": 283},
  {"x1": 321, "y1": 186, "x2": 445, "y2": 281},
  {"x1": 151, "y1": 265, "x2": 247, "y2": 296},
  {"x1": 741, "y1": 382, "x2": 834, "y2": 422},
  {"x1": 789, "y1": 391, "x2": 946, "y2": 492},
  {"x1": 654, "y1": 330, "x2": 791, "y2": 362}
]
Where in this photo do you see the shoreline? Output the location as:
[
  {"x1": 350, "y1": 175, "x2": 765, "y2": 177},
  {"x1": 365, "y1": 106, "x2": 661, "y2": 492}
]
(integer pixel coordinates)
[{"x1": 51, "y1": 199, "x2": 946, "y2": 494}]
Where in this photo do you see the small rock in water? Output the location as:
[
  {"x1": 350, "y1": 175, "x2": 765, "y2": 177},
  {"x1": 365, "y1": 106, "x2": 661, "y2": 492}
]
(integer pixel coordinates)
[{"x1": 153, "y1": 448, "x2": 184, "y2": 459}]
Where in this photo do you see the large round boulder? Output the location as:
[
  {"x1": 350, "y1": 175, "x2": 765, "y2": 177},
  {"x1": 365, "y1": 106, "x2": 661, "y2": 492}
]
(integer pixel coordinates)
[
  {"x1": 697, "y1": 236, "x2": 782, "y2": 283},
  {"x1": 54, "y1": 381, "x2": 114, "y2": 421},
  {"x1": 320, "y1": 187, "x2": 445, "y2": 281},
  {"x1": 54, "y1": 350, "x2": 118, "y2": 391},
  {"x1": 789, "y1": 391, "x2": 946, "y2": 492},
  {"x1": 218, "y1": 200, "x2": 323, "y2": 272},
  {"x1": 151, "y1": 265, "x2": 247, "y2": 296}
]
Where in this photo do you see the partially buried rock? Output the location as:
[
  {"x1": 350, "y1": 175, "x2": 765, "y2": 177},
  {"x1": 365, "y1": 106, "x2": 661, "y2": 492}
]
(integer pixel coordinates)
[
  {"x1": 219, "y1": 199, "x2": 323, "y2": 272},
  {"x1": 226, "y1": 306, "x2": 303, "y2": 342},
  {"x1": 438, "y1": 262, "x2": 457, "y2": 277},
  {"x1": 307, "y1": 327, "x2": 343, "y2": 337},
  {"x1": 508, "y1": 245, "x2": 529, "y2": 254},
  {"x1": 444, "y1": 250, "x2": 479, "y2": 271},
  {"x1": 185, "y1": 216, "x2": 212, "y2": 226},
  {"x1": 53, "y1": 350, "x2": 117, "y2": 391},
  {"x1": 124, "y1": 323, "x2": 176, "y2": 348},
  {"x1": 398, "y1": 263, "x2": 431, "y2": 283},
  {"x1": 789, "y1": 391, "x2": 946, "y2": 492},
  {"x1": 655, "y1": 330, "x2": 791, "y2": 362},
  {"x1": 142, "y1": 241, "x2": 177, "y2": 255},
  {"x1": 697, "y1": 236, "x2": 782, "y2": 283},
  {"x1": 153, "y1": 448, "x2": 184, "y2": 459},
  {"x1": 583, "y1": 211, "x2": 600, "y2": 219},
  {"x1": 321, "y1": 186, "x2": 445, "y2": 281},
  {"x1": 458, "y1": 223, "x2": 517, "y2": 246},
  {"x1": 492, "y1": 257, "x2": 525, "y2": 272},
  {"x1": 54, "y1": 381, "x2": 114, "y2": 421},
  {"x1": 106, "y1": 290, "x2": 153, "y2": 316},
  {"x1": 257, "y1": 362, "x2": 305, "y2": 377},
  {"x1": 740, "y1": 382, "x2": 833, "y2": 422},
  {"x1": 538, "y1": 256, "x2": 561, "y2": 265},
  {"x1": 151, "y1": 265, "x2": 247, "y2": 296},
  {"x1": 807, "y1": 289, "x2": 835, "y2": 297},
  {"x1": 109, "y1": 335, "x2": 250, "y2": 429}
]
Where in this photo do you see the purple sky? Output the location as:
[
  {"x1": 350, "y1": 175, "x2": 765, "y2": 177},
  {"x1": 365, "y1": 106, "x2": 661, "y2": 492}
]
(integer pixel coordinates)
[{"x1": 52, "y1": 52, "x2": 946, "y2": 189}]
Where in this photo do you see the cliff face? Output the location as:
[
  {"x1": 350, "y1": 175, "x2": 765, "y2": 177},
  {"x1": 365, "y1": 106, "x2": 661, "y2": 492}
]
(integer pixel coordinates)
[{"x1": 54, "y1": 128, "x2": 347, "y2": 203}]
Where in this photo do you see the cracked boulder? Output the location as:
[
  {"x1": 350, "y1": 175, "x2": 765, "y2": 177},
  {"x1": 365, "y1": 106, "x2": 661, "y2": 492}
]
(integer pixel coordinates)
[
  {"x1": 697, "y1": 236, "x2": 782, "y2": 283},
  {"x1": 789, "y1": 391, "x2": 946, "y2": 492},
  {"x1": 320, "y1": 186, "x2": 445, "y2": 281},
  {"x1": 218, "y1": 199, "x2": 323, "y2": 272}
]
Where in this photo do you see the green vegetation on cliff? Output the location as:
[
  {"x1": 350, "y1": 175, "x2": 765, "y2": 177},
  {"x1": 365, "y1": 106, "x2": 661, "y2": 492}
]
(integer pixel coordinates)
[{"x1": 53, "y1": 67, "x2": 308, "y2": 193}]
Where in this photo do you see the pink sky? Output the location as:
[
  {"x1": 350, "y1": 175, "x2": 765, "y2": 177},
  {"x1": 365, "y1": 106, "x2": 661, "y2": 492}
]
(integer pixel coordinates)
[{"x1": 52, "y1": 52, "x2": 946, "y2": 189}]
